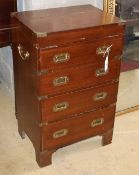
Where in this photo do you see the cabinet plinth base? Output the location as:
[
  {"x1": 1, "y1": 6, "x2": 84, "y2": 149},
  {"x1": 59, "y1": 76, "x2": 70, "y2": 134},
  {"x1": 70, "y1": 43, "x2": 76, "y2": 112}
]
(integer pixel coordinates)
[
  {"x1": 102, "y1": 129, "x2": 113, "y2": 146},
  {"x1": 35, "y1": 150, "x2": 56, "y2": 167}
]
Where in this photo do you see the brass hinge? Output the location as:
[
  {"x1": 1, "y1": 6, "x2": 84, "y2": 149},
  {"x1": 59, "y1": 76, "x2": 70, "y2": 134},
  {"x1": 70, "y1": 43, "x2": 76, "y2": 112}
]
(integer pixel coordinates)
[
  {"x1": 112, "y1": 78, "x2": 119, "y2": 83},
  {"x1": 45, "y1": 45, "x2": 58, "y2": 49},
  {"x1": 33, "y1": 43, "x2": 40, "y2": 50},
  {"x1": 37, "y1": 95, "x2": 48, "y2": 101},
  {"x1": 120, "y1": 19, "x2": 126, "y2": 22},
  {"x1": 35, "y1": 31, "x2": 47, "y2": 38},
  {"x1": 36, "y1": 70, "x2": 48, "y2": 76},
  {"x1": 109, "y1": 103, "x2": 116, "y2": 107},
  {"x1": 119, "y1": 19, "x2": 126, "y2": 26},
  {"x1": 36, "y1": 121, "x2": 48, "y2": 127}
]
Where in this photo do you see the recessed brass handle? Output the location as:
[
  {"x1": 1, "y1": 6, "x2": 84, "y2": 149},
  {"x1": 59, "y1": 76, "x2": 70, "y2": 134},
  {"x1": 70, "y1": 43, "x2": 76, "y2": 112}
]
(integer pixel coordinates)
[
  {"x1": 93, "y1": 92, "x2": 107, "y2": 101},
  {"x1": 53, "y1": 102, "x2": 69, "y2": 112},
  {"x1": 53, "y1": 129, "x2": 69, "y2": 139},
  {"x1": 96, "y1": 45, "x2": 112, "y2": 55},
  {"x1": 53, "y1": 53, "x2": 70, "y2": 64},
  {"x1": 91, "y1": 118, "x2": 104, "y2": 128},
  {"x1": 95, "y1": 68, "x2": 108, "y2": 77},
  {"x1": 53, "y1": 76, "x2": 69, "y2": 86},
  {"x1": 17, "y1": 44, "x2": 30, "y2": 60}
]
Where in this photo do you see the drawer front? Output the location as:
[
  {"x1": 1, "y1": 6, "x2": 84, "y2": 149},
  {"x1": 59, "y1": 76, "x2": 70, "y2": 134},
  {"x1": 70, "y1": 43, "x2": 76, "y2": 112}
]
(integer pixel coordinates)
[
  {"x1": 42, "y1": 106, "x2": 116, "y2": 150},
  {"x1": 38, "y1": 25, "x2": 125, "y2": 48},
  {"x1": 37, "y1": 59, "x2": 121, "y2": 96},
  {"x1": 39, "y1": 37, "x2": 123, "y2": 71},
  {"x1": 40, "y1": 82, "x2": 118, "y2": 122}
]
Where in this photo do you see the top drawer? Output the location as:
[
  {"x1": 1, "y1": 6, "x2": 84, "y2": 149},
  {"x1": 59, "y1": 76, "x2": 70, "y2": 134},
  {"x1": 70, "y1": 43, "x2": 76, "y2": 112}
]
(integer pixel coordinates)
[
  {"x1": 37, "y1": 24, "x2": 125, "y2": 48},
  {"x1": 38, "y1": 37, "x2": 124, "y2": 71}
]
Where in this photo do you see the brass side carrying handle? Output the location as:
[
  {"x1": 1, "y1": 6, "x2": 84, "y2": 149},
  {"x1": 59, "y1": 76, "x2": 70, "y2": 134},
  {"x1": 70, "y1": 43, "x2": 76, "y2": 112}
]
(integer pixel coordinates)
[
  {"x1": 53, "y1": 76, "x2": 69, "y2": 86},
  {"x1": 17, "y1": 44, "x2": 30, "y2": 60},
  {"x1": 91, "y1": 118, "x2": 104, "y2": 127},
  {"x1": 53, "y1": 53, "x2": 70, "y2": 64},
  {"x1": 93, "y1": 92, "x2": 107, "y2": 101},
  {"x1": 95, "y1": 68, "x2": 108, "y2": 77},
  {"x1": 53, "y1": 102, "x2": 69, "y2": 112},
  {"x1": 53, "y1": 129, "x2": 68, "y2": 139}
]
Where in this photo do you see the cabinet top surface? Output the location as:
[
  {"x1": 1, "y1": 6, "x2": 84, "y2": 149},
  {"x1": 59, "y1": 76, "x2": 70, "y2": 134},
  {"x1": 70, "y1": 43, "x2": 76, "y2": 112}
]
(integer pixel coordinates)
[{"x1": 14, "y1": 5, "x2": 122, "y2": 36}]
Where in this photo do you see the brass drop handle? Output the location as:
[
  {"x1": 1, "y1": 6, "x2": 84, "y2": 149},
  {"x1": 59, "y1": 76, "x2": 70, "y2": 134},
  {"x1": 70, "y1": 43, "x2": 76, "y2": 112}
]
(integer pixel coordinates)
[
  {"x1": 96, "y1": 45, "x2": 112, "y2": 74},
  {"x1": 96, "y1": 46, "x2": 107, "y2": 55},
  {"x1": 95, "y1": 68, "x2": 108, "y2": 77},
  {"x1": 93, "y1": 92, "x2": 107, "y2": 101},
  {"x1": 53, "y1": 102, "x2": 69, "y2": 112},
  {"x1": 53, "y1": 76, "x2": 69, "y2": 86},
  {"x1": 17, "y1": 44, "x2": 30, "y2": 60},
  {"x1": 91, "y1": 118, "x2": 104, "y2": 127},
  {"x1": 53, "y1": 129, "x2": 69, "y2": 139},
  {"x1": 53, "y1": 53, "x2": 70, "y2": 64},
  {"x1": 96, "y1": 45, "x2": 112, "y2": 56}
]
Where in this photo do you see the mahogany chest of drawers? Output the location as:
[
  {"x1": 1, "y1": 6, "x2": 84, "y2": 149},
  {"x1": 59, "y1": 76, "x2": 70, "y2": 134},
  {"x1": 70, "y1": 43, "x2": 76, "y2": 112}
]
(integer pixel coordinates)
[{"x1": 12, "y1": 5, "x2": 125, "y2": 167}]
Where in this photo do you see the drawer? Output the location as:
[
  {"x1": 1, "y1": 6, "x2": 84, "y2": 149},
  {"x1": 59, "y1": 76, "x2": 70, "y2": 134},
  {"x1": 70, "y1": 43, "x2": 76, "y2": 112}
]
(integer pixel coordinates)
[
  {"x1": 39, "y1": 37, "x2": 123, "y2": 71},
  {"x1": 42, "y1": 105, "x2": 116, "y2": 150},
  {"x1": 40, "y1": 82, "x2": 118, "y2": 122},
  {"x1": 37, "y1": 59, "x2": 121, "y2": 96},
  {"x1": 38, "y1": 24, "x2": 125, "y2": 48}
]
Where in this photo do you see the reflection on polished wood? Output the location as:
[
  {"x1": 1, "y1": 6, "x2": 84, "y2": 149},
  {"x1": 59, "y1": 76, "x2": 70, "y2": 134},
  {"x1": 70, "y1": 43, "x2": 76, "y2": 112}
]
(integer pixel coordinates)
[{"x1": 104, "y1": 0, "x2": 115, "y2": 15}]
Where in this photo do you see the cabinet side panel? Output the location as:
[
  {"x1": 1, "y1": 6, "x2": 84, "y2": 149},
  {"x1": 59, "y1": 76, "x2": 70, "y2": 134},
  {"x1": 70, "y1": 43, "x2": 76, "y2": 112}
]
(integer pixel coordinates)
[{"x1": 12, "y1": 18, "x2": 42, "y2": 151}]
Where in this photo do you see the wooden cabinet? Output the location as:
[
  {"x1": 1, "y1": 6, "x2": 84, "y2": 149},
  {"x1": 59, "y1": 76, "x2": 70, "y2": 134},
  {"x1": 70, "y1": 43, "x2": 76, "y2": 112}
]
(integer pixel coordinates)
[
  {"x1": 0, "y1": 0, "x2": 17, "y2": 47},
  {"x1": 12, "y1": 5, "x2": 125, "y2": 167}
]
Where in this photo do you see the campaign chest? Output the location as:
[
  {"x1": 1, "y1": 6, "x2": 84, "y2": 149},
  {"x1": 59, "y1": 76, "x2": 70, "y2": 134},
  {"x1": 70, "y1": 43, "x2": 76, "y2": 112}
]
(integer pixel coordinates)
[{"x1": 11, "y1": 5, "x2": 125, "y2": 167}]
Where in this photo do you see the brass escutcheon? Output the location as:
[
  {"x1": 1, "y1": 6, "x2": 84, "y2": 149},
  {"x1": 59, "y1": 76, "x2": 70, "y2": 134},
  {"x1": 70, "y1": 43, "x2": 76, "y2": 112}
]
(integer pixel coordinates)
[
  {"x1": 93, "y1": 92, "x2": 108, "y2": 101},
  {"x1": 53, "y1": 102, "x2": 69, "y2": 112},
  {"x1": 91, "y1": 118, "x2": 104, "y2": 128},
  {"x1": 53, "y1": 53, "x2": 70, "y2": 63},
  {"x1": 53, "y1": 76, "x2": 69, "y2": 86},
  {"x1": 53, "y1": 129, "x2": 69, "y2": 139}
]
